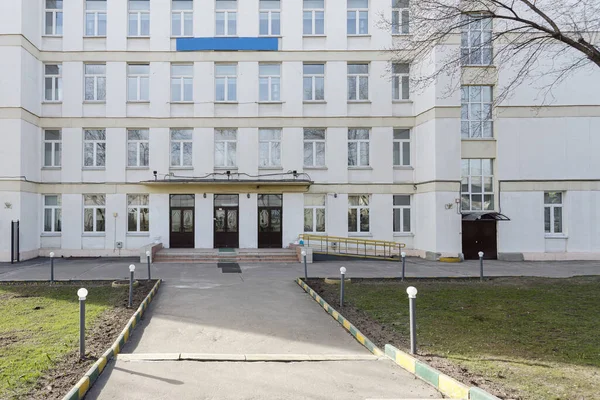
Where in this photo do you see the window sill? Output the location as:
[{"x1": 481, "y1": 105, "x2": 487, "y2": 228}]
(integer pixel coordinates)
[
  {"x1": 170, "y1": 101, "x2": 194, "y2": 104},
  {"x1": 84, "y1": 36, "x2": 107, "y2": 39},
  {"x1": 215, "y1": 101, "x2": 238, "y2": 105},
  {"x1": 347, "y1": 34, "x2": 371, "y2": 38},
  {"x1": 303, "y1": 34, "x2": 327, "y2": 38},
  {"x1": 43, "y1": 101, "x2": 62, "y2": 104},
  {"x1": 83, "y1": 100, "x2": 106, "y2": 104},
  {"x1": 304, "y1": 166, "x2": 327, "y2": 170},
  {"x1": 348, "y1": 166, "x2": 372, "y2": 170},
  {"x1": 42, "y1": 167, "x2": 61, "y2": 171},
  {"x1": 127, "y1": 36, "x2": 150, "y2": 39},
  {"x1": 462, "y1": 64, "x2": 495, "y2": 68},
  {"x1": 392, "y1": 33, "x2": 412, "y2": 37},
  {"x1": 171, "y1": 36, "x2": 194, "y2": 39},
  {"x1": 259, "y1": 166, "x2": 283, "y2": 171},
  {"x1": 545, "y1": 234, "x2": 568, "y2": 239},
  {"x1": 348, "y1": 232, "x2": 372, "y2": 237},
  {"x1": 169, "y1": 166, "x2": 194, "y2": 170},
  {"x1": 347, "y1": 100, "x2": 371, "y2": 104},
  {"x1": 258, "y1": 101, "x2": 284, "y2": 104},
  {"x1": 392, "y1": 99, "x2": 413, "y2": 104},
  {"x1": 82, "y1": 233, "x2": 106, "y2": 237},
  {"x1": 41, "y1": 232, "x2": 62, "y2": 237},
  {"x1": 461, "y1": 137, "x2": 496, "y2": 141},
  {"x1": 127, "y1": 232, "x2": 150, "y2": 237},
  {"x1": 258, "y1": 35, "x2": 282, "y2": 38},
  {"x1": 303, "y1": 100, "x2": 326, "y2": 104},
  {"x1": 393, "y1": 166, "x2": 413, "y2": 170},
  {"x1": 126, "y1": 167, "x2": 150, "y2": 170},
  {"x1": 82, "y1": 167, "x2": 106, "y2": 171},
  {"x1": 214, "y1": 167, "x2": 238, "y2": 171},
  {"x1": 42, "y1": 35, "x2": 63, "y2": 38},
  {"x1": 393, "y1": 232, "x2": 414, "y2": 237},
  {"x1": 215, "y1": 35, "x2": 238, "y2": 38},
  {"x1": 127, "y1": 101, "x2": 150, "y2": 104}
]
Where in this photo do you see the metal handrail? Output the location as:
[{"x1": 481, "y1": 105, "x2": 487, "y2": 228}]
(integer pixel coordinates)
[{"x1": 298, "y1": 234, "x2": 406, "y2": 260}]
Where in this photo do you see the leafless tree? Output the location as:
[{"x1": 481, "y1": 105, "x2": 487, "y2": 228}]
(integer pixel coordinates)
[{"x1": 384, "y1": 0, "x2": 600, "y2": 103}]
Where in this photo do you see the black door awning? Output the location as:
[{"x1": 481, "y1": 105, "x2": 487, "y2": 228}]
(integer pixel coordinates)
[{"x1": 462, "y1": 212, "x2": 510, "y2": 221}]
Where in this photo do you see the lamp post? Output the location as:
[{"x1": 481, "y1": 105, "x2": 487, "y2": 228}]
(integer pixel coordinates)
[
  {"x1": 301, "y1": 250, "x2": 307, "y2": 280},
  {"x1": 478, "y1": 251, "x2": 484, "y2": 281},
  {"x1": 406, "y1": 286, "x2": 418, "y2": 354},
  {"x1": 340, "y1": 267, "x2": 347, "y2": 307},
  {"x1": 128, "y1": 264, "x2": 135, "y2": 308},
  {"x1": 146, "y1": 250, "x2": 152, "y2": 281},
  {"x1": 49, "y1": 252, "x2": 55, "y2": 284},
  {"x1": 401, "y1": 251, "x2": 406, "y2": 281},
  {"x1": 77, "y1": 288, "x2": 88, "y2": 359}
]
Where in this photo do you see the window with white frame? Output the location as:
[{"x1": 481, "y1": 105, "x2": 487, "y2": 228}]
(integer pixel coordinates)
[
  {"x1": 393, "y1": 129, "x2": 410, "y2": 166},
  {"x1": 461, "y1": 159, "x2": 494, "y2": 211},
  {"x1": 347, "y1": 0, "x2": 368, "y2": 35},
  {"x1": 45, "y1": 0, "x2": 63, "y2": 36},
  {"x1": 303, "y1": 128, "x2": 326, "y2": 167},
  {"x1": 85, "y1": 0, "x2": 107, "y2": 36},
  {"x1": 44, "y1": 64, "x2": 62, "y2": 102},
  {"x1": 44, "y1": 195, "x2": 62, "y2": 233},
  {"x1": 172, "y1": 0, "x2": 193, "y2": 36},
  {"x1": 259, "y1": 129, "x2": 281, "y2": 168},
  {"x1": 304, "y1": 194, "x2": 326, "y2": 233},
  {"x1": 127, "y1": 129, "x2": 149, "y2": 167},
  {"x1": 259, "y1": 64, "x2": 281, "y2": 102},
  {"x1": 348, "y1": 195, "x2": 369, "y2": 233},
  {"x1": 216, "y1": 0, "x2": 237, "y2": 36},
  {"x1": 215, "y1": 129, "x2": 237, "y2": 167},
  {"x1": 127, "y1": 64, "x2": 150, "y2": 102},
  {"x1": 170, "y1": 129, "x2": 193, "y2": 167},
  {"x1": 348, "y1": 128, "x2": 369, "y2": 167},
  {"x1": 84, "y1": 64, "x2": 106, "y2": 101},
  {"x1": 128, "y1": 0, "x2": 150, "y2": 37},
  {"x1": 171, "y1": 64, "x2": 193, "y2": 102},
  {"x1": 43, "y1": 130, "x2": 62, "y2": 168},
  {"x1": 83, "y1": 129, "x2": 106, "y2": 168},
  {"x1": 393, "y1": 195, "x2": 411, "y2": 233},
  {"x1": 83, "y1": 194, "x2": 106, "y2": 232},
  {"x1": 347, "y1": 64, "x2": 368, "y2": 100},
  {"x1": 260, "y1": 0, "x2": 281, "y2": 36},
  {"x1": 392, "y1": 0, "x2": 409, "y2": 34},
  {"x1": 461, "y1": 86, "x2": 493, "y2": 138},
  {"x1": 392, "y1": 63, "x2": 409, "y2": 100},
  {"x1": 127, "y1": 194, "x2": 149, "y2": 232},
  {"x1": 544, "y1": 192, "x2": 563, "y2": 235},
  {"x1": 303, "y1": 63, "x2": 325, "y2": 101},
  {"x1": 303, "y1": 0, "x2": 324, "y2": 35},
  {"x1": 215, "y1": 64, "x2": 237, "y2": 102},
  {"x1": 461, "y1": 14, "x2": 493, "y2": 65}
]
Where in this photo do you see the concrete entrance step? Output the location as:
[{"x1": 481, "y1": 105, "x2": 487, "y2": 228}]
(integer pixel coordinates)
[
  {"x1": 153, "y1": 248, "x2": 299, "y2": 263},
  {"x1": 117, "y1": 353, "x2": 381, "y2": 362}
]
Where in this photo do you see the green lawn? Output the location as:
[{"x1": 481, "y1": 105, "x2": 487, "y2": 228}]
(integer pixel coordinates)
[
  {"x1": 340, "y1": 277, "x2": 600, "y2": 400},
  {"x1": 0, "y1": 284, "x2": 128, "y2": 399}
]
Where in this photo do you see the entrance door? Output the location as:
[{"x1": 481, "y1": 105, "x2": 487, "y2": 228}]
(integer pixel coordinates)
[
  {"x1": 214, "y1": 194, "x2": 239, "y2": 248},
  {"x1": 170, "y1": 194, "x2": 195, "y2": 248},
  {"x1": 258, "y1": 194, "x2": 283, "y2": 248},
  {"x1": 462, "y1": 220, "x2": 497, "y2": 260}
]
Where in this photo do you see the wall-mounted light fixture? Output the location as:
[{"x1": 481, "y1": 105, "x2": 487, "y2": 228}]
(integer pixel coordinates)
[
  {"x1": 153, "y1": 171, "x2": 157, "y2": 181},
  {"x1": 226, "y1": 170, "x2": 231, "y2": 180},
  {"x1": 203, "y1": 193, "x2": 207, "y2": 198},
  {"x1": 247, "y1": 193, "x2": 250, "y2": 199},
  {"x1": 334, "y1": 193, "x2": 338, "y2": 198},
  {"x1": 292, "y1": 170, "x2": 298, "y2": 179}
]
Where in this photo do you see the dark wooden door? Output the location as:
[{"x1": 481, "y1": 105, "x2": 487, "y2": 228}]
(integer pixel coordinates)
[
  {"x1": 214, "y1": 206, "x2": 239, "y2": 248},
  {"x1": 170, "y1": 207, "x2": 195, "y2": 248},
  {"x1": 258, "y1": 207, "x2": 283, "y2": 248},
  {"x1": 462, "y1": 220, "x2": 497, "y2": 260}
]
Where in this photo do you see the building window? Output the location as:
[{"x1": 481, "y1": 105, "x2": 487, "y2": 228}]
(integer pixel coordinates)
[
  {"x1": 215, "y1": 129, "x2": 237, "y2": 168},
  {"x1": 348, "y1": 128, "x2": 369, "y2": 167},
  {"x1": 83, "y1": 194, "x2": 106, "y2": 233},
  {"x1": 461, "y1": 14, "x2": 493, "y2": 65},
  {"x1": 216, "y1": 0, "x2": 237, "y2": 36},
  {"x1": 43, "y1": 130, "x2": 62, "y2": 168},
  {"x1": 347, "y1": 0, "x2": 368, "y2": 35},
  {"x1": 260, "y1": 0, "x2": 280, "y2": 36},
  {"x1": 259, "y1": 64, "x2": 281, "y2": 102},
  {"x1": 544, "y1": 192, "x2": 563, "y2": 235},
  {"x1": 348, "y1": 195, "x2": 369, "y2": 233},
  {"x1": 347, "y1": 63, "x2": 368, "y2": 101},
  {"x1": 45, "y1": 0, "x2": 63, "y2": 36},
  {"x1": 127, "y1": 64, "x2": 150, "y2": 102},
  {"x1": 303, "y1": 0, "x2": 324, "y2": 35},
  {"x1": 172, "y1": 0, "x2": 193, "y2": 37},
  {"x1": 85, "y1": 0, "x2": 107, "y2": 36},
  {"x1": 44, "y1": 64, "x2": 62, "y2": 102},
  {"x1": 461, "y1": 159, "x2": 494, "y2": 211},
  {"x1": 392, "y1": 63, "x2": 409, "y2": 100},
  {"x1": 392, "y1": 0, "x2": 409, "y2": 34},
  {"x1": 215, "y1": 63, "x2": 237, "y2": 102},
  {"x1": 461, "y1": 86, "x2": 493, "y2": 138},
  {"x1": 127, "y1": 129, "x2": 149, "y2": 167},
  {"x1": 171, "y1": 64, "x2": 193, "y2": 102},
  {"x1": 303, "y1": 63, "x2": 325, "y2": 101},
  {"x1": 44, "y1": 195, "x2": 62, "y2": 233},
  {"x1": 393, "y1": 195, "x2": 411, "y2": 233},
  {"x1": 170, "y1": 129, "x2": 193, "y2": 167},
  {"x1": 259, "y1": 129, "x2": 281, "y2": 168},
  {"x1": 393, "y1": 129, "x2": 410, "y2": 166},
  {"x1": 304, "y1": 194, "x2": 326, "y2": 233},
  {"x1": 84, "y1": 64, "x2": 106, "y2": 102},
  {"x1": 304, "y1": 128, "x2": 326, "y2": 167},
  {"x1": 127, "y1": 194, "x2": 149, "y2": 233},
  {"x1": 83, "y1": 129, "x2": 106, "y2": 168},
  {"x1": 128, "y1": 0, "x2": 150, "y2": 37}
]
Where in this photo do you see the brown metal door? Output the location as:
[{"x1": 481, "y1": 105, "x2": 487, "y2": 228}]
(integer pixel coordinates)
[
  {"x1": 462, "y1": 220, "x2": 497, "y2": 260},
  {"x1": 258, "y1": 194, "x2": 283, "y2": 249},
  {"x1": 214, "y1": 206, "x2": 239, "y2": 248},
  {"x1": 170, "y1": 195, "x2": 195, "y2": 248}
]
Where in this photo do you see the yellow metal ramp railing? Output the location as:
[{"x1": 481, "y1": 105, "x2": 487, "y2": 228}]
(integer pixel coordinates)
[{"x1": 298, "y1": 234, "x2": 405, "y2": 261}]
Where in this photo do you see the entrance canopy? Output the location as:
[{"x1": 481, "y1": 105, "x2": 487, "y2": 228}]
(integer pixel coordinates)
[{"x1": 461, "y1": 212, "x2": 510, "y2": 221}]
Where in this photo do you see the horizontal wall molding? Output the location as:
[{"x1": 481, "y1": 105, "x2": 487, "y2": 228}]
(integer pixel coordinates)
[{"x1": 501, "y1": 180, "x2": 600, "y2": 192}]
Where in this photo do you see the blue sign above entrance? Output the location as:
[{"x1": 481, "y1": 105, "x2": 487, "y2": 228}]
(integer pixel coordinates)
[{"x1": 176, "y1": 37, "x2": 279, "y2": 51}]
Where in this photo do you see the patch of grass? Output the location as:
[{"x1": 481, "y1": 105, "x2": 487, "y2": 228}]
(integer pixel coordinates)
[
  {"x1": 0, "y1": 284, "x2": 128, "y2": 399},
  {"x1": 343, "y1": 277, "x2": 600, "y2": 400}
]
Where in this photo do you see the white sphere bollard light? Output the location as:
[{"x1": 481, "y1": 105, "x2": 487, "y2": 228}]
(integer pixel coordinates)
[
  {"x1": 406, "y1": 286, "x2": 418, "y2": 354},
  {"x1": 77, "y1": 288, "x2": 88, "y2": 300},
  {"x1": 50, "y1": 252, "x2": 55, "y2": 258},
  {"x1": 478, "y1": 251, "x2": 484, "y2": 281},
  {"x1": 400, "y1": 252, "x2": 407, "y2": 281},
  {"x1": 301, "y1": 250, "x2": 308, "y2": 280},
  {"x1": 77, "y1": 288, "x2": 88, "y2": 359},
  {"x1": 145, "y1": 251, "x2": 152, "y2": 281},
  {"x1": 406, "y1": 286, "x2": 418, "y2": 298},
  {"x1": 49, "y1": 252, "x2": 55, "y2": 283},
  {"x1": 339, "y1": 267, "x2": 347, "y2": 307},
  {"x1": 340, "y1": 266, "x2": 347, "y2": 275},
  {"x1": 128, "y1": 265, "x2": 136, "y2": 308}
]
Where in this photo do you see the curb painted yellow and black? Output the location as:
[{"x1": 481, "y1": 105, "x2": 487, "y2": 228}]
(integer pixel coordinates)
[
  {"x1": 62, "y1": 279, "x2": 162, "y2": 400},
  {"x1": 297, "y1": 278, "x2": 500, "y2": 400},
  {"x1": 296, "y1": 278, "x2": 384, "y2": 357}
]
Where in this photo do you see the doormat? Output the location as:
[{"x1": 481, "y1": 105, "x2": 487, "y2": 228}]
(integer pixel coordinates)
[
  {"x1": 218, "y1": 263, "x2": 241, "y2": 273},
  {"x1": 218, "y1": 248, "x2": 236, "y2": 253}
]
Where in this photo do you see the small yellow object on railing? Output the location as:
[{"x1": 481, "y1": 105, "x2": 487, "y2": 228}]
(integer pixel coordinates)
[{"x1": 298, "y1": 234, "x2": 405, "y2": 260}]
